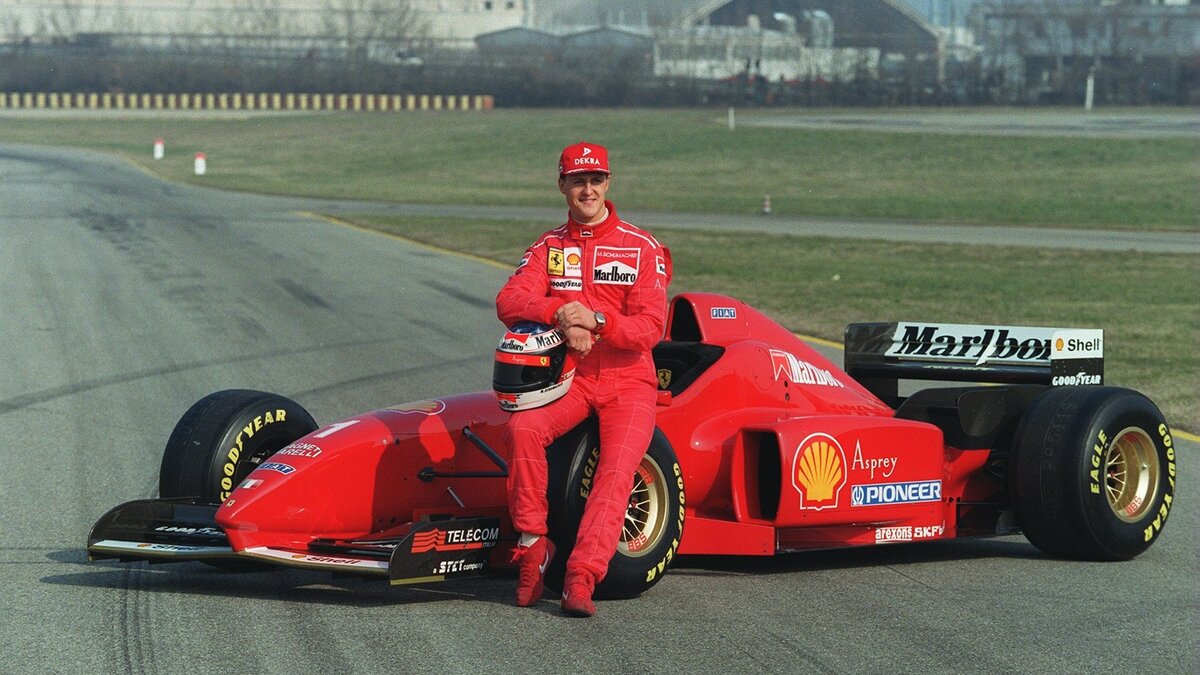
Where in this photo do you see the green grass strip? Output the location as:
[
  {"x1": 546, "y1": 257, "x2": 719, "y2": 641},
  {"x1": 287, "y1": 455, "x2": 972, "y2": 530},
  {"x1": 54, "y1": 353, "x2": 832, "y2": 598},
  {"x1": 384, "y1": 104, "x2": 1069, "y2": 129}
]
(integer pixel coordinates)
[
  {"x1": 1, "y1": 109, "x2": 1196, "y2": 230},
  {"x1": 349, "y1": 213, "x2": 1199, "y2": 433}
]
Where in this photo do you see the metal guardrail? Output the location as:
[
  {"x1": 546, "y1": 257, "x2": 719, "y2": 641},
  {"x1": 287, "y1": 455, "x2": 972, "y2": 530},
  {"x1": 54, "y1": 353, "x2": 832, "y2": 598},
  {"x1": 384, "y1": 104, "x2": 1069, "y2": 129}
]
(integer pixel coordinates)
[{"x1": 0, "y1": 92, "x2": 494, "y2": 111}]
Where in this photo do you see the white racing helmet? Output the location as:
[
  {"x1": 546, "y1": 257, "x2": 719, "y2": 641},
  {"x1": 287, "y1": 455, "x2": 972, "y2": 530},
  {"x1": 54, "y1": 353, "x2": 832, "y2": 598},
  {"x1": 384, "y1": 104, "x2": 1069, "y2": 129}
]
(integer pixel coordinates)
[{"x1": 493, "y1": 321, "x2": 576, "y2": 411}]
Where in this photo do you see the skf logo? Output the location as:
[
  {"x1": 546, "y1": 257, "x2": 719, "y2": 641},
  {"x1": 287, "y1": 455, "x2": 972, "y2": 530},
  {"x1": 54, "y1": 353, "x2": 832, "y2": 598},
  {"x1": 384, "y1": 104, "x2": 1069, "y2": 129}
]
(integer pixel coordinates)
[{"x1": 792, "y1": 433, "x2": 847, "y2": 510}]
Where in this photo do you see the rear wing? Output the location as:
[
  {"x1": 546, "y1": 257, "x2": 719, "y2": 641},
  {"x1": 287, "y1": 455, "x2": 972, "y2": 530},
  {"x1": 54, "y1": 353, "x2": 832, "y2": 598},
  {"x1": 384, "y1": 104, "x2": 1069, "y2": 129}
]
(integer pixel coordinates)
[{"x1": 844, "y1": 322, "x2": 1103, "y2": 407}]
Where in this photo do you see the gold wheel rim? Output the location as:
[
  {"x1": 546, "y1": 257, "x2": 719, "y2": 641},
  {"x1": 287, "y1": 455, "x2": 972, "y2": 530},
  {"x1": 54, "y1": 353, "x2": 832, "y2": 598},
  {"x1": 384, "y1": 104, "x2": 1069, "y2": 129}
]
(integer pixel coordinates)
[
  {"x1": 1104, "y1": 427, "x2": 1160, "y2": 523},
  {"x1": 618, "y1": 456, "x2": 669, "y2": 557}
]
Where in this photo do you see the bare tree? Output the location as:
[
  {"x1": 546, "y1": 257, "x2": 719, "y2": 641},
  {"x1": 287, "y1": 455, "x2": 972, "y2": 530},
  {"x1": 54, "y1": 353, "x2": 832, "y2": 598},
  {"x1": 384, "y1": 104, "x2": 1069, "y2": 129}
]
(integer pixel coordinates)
[
  {"x1": 320, "y1": 0, "x2": 427, "y2": 62},
  {"x1": 42, "y1": 0, "x2": 85, "y2": 40},
  {"x1": 1, "y1": 10, "x2": 24, "y2": 48}
]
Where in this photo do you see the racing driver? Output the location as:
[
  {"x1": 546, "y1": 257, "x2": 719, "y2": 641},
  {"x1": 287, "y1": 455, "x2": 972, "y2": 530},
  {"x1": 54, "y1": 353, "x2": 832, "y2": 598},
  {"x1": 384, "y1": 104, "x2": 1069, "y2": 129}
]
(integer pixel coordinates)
[{"x1": 496, "y1": 141, "x2": 671, "y2": 617}]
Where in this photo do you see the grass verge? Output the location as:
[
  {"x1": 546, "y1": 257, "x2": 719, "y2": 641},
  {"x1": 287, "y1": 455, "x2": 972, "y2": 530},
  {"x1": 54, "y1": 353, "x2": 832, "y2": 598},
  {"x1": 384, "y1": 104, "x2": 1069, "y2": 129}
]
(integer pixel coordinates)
[
  {"x1": 0, "y1": 109, "x2": 1195, "y2": 230},
  {"x1": 349, "y1": 213, "x2": 1198, "y2": 433}
]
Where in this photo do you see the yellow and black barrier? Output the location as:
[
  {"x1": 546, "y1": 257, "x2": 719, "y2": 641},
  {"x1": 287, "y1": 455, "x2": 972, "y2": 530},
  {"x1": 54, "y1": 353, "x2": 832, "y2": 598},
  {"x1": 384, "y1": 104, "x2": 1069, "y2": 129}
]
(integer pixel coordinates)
[{"x1": 0, "y1": 92, "x2": 495, "y2": 111}]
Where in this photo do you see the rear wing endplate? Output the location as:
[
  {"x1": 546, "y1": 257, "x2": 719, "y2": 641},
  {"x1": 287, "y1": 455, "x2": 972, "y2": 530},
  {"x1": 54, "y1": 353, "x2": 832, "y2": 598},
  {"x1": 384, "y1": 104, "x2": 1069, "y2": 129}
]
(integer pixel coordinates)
[{"x1": 844, "y1": 322, "x2": 1103, "y2": 406}]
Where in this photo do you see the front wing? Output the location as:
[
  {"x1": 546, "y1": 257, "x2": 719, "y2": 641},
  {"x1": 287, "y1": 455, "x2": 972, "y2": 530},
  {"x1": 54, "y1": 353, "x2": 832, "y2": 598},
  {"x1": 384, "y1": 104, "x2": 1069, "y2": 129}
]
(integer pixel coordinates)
[{"x1": 87, "y1": 498, "x2": 502, "y2": 584}]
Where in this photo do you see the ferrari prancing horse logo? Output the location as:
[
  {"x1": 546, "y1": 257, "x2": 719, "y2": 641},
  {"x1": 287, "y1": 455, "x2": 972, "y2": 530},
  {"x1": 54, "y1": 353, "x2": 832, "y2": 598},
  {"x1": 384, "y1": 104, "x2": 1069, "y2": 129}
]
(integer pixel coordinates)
[{"x1": 657, "y1": 369, "x2": 672, "y2": 390}]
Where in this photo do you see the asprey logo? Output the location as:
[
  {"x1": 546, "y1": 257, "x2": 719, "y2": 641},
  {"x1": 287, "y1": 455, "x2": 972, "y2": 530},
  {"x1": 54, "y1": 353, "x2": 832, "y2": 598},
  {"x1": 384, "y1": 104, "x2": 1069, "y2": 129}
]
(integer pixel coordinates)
[
  {"x1": 792, "y1": 433, "x2": 847, "y2": 510},
  {"x1": 593, "y1": 247, "x2": 639, "y2": 285},
  {"x1": 411, "y1": 526, "x2": 500, "y2": 553}
]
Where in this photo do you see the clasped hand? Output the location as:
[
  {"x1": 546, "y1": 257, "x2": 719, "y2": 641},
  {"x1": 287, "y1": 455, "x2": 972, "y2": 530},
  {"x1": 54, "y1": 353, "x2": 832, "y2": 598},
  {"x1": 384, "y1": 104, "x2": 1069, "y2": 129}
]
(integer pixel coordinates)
[{"x1": 554, "y1": 301, "x2": 598, "y2": 356}]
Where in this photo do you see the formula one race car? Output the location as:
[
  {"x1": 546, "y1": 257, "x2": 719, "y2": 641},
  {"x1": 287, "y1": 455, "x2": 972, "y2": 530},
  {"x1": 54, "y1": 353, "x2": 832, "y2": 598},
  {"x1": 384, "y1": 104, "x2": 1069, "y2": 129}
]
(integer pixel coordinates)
[{"x1": 88, "y1": 293, "x2": 1178, "y2": 598}]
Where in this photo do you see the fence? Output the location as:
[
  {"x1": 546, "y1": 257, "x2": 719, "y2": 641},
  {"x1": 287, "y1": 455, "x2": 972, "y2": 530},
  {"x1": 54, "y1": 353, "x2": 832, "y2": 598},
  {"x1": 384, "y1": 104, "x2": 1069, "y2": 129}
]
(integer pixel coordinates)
[{"x1": 0, "y1": 92, "x2": 495, "y2": 111}]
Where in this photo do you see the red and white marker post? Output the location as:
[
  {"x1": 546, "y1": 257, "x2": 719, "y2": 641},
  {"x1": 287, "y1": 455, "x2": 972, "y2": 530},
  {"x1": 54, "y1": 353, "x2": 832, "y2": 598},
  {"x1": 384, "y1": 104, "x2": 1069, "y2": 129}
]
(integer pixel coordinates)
[
  {"x1": 153, "y1": 138, "x2": 164, "y2": 160},
  {"x1": 194, "y1": 152, "x2": 207, "y2": 176}
]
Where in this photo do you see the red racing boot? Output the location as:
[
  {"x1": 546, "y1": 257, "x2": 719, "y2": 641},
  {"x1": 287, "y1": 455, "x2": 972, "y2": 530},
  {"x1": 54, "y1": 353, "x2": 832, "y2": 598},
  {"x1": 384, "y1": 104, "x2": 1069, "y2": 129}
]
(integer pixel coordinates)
[
  {"x1": 512, "y1": 537, "x2": 555, "y2": 607},
  {"x1": 560, "y1": 573, "x2": 596, "y2": 618}
]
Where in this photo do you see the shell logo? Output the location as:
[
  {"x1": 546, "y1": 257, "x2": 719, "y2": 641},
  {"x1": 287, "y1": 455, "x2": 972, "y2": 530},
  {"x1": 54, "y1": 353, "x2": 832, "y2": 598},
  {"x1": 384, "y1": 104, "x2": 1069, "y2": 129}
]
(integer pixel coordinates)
[
  {"x1": 567, "y1": 252, "x2": 581, "y2": 265},
  {"x1": 792, "y1": 433, "x2": 847, "y2": 510},
  {"x1": 1055, "y1": 337, "x2": 1064, "y2": 352}
]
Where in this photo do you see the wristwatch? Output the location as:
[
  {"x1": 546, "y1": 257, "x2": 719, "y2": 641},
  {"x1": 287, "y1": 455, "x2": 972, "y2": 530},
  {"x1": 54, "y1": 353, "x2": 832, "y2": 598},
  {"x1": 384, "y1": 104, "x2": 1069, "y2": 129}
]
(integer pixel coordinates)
[{"x1": 593, "y1": 311, "x2": 607, "y2": 333}]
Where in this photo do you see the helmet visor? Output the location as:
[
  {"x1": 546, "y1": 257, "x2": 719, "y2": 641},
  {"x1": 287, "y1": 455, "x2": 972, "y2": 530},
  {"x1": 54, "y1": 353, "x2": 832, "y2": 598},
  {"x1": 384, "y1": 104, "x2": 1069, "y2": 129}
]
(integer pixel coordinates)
[{"x1": 493, "y1": 351, "x2": 557, "y2": 393}]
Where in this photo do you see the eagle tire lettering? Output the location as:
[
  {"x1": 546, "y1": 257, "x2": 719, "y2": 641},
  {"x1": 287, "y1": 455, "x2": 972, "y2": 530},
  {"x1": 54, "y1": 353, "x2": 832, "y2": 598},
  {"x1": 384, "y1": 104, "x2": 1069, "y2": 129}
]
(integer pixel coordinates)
[
  {"x1": 1008, "y1": 386, "x2": 1174, "y2": 561},
  {"x1": 546, "y1": 421, "x2": 684, "y2": 599}
]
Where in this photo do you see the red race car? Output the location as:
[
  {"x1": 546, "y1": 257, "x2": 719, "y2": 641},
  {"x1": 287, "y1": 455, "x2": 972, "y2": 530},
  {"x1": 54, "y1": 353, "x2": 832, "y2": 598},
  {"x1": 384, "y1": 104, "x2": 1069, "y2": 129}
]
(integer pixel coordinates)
[{"x1": 88, "y1": 293, "x2": 1177, "y2": 598}]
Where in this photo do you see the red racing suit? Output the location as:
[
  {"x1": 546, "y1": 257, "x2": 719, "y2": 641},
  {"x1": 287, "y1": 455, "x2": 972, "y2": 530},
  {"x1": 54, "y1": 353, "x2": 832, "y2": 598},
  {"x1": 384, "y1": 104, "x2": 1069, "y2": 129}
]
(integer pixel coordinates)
[{"x1": 496, "y1": 200, "x2": 671, "y2": 583}]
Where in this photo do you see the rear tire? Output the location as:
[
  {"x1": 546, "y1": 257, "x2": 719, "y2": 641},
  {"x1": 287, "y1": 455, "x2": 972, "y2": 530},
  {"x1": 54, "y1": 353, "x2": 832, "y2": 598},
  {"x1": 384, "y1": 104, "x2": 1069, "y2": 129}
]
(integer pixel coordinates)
[
  {"x1": 159, "y1": 389, "x2": 318, "y2": 503},
  {"x1": 1008, "y1": 386, "x2": 1176, "y2": 561},
  {"x1": 545, "y1": 421, "x2": 685, "y2": 599}
]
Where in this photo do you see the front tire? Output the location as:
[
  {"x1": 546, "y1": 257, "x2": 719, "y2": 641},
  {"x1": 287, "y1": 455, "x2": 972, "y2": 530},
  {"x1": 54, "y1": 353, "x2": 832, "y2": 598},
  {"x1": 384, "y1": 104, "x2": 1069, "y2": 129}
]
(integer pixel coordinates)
[
  {"x1": 545, "y1": 421, "x2": 685, "y2": 599},
  {"x1": 159, "y1": 389, "x2": 318, "y2": 503},
  {"x1": 1008, "y1": 386, "x2": 1177, "y2": 561}
]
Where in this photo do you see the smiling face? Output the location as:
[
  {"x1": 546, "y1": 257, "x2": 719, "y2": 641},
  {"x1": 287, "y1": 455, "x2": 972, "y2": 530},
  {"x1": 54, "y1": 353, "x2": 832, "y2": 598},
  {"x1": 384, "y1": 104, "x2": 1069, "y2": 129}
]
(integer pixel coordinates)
[{"x1": 558, "y1": 172, "x2": 610, "y2": 224}]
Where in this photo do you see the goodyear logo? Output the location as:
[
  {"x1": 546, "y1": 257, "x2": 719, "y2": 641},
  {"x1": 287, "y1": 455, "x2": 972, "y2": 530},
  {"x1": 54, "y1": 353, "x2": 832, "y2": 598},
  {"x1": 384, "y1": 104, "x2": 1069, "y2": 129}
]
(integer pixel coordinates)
[
  {"x1": 851, "y1": 480, "x2": 941, "y2": 507},
  {"x1": 792, "y1": 433, "x2": 846, "y2": 510}
]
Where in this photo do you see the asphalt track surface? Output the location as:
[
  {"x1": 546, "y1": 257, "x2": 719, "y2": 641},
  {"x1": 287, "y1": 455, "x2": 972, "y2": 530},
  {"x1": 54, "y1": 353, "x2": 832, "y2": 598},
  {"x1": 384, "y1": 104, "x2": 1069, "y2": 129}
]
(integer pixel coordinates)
[
  {"x1": 1, "y1": 145, "x2": 1195, "y2": 674},
  {"x1": 742, "y1": 109, "x2": 1200, "y2": 139}
]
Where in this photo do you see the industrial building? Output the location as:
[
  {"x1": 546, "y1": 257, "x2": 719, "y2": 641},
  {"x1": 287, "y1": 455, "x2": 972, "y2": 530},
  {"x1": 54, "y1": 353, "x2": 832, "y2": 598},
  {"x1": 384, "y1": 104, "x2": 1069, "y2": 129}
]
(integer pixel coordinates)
[
  {"x1": 0, "y1": 1, "x2": 1194, "y2": 104},
  {"x1": 976, "y1": 0, "x2": 1199, "y2": 104}
]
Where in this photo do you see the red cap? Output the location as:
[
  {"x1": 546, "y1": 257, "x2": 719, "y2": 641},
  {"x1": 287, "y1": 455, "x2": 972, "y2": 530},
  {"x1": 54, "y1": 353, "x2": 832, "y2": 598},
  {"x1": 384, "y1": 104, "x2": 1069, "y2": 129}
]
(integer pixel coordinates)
[{"x1": 558, "y1": 142, "x2": 610, "y2": 176}]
